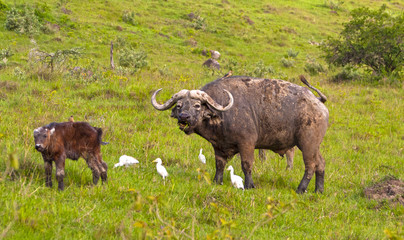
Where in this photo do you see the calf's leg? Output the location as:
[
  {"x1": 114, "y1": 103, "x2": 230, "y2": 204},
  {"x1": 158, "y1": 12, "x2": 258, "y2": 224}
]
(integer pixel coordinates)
[
  {"x1": 95, "y1": 152, "x2": 108, "y2": 183},
  {"x1": 44, "y1": 160, "x2": 53, "y2": 187},
  {"x1": 55, "y1": 156, "x2": 66, "y2": 191},
  {"x1": 86, "y1": 155, "x2": 101, "y2": 185}
]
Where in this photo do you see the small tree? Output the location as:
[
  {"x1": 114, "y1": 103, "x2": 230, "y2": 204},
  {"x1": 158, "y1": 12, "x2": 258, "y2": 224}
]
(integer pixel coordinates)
[{"x1": 322, "y1": 5, "x2": 403, "y2": 76}]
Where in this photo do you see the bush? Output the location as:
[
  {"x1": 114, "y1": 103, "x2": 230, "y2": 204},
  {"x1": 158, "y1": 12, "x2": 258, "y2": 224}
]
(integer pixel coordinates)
[
  {"x1": 280, "y1": 57, "x2": 294, "y2": 68},
  {"x1": 0, "y1": 48, "x2": 13, "y2": 59},
  {"x1": 28, "y1": 47, "x2": 82, "y2": 80},
  {"x1": 287, "y1": 49, "x2": 299, "y2": 58},
  {"x1": 252, "y1": 60, "x2": 275, "y2": 78},
  {"x1": 118, "y1": 47, "x2": 148, "y2": 73},
  {"x1": 0, "y1": 48, "x2": 13, "y2": 68},
  {"x1": 322, "y1": 5, "x2": 404, "y2": 77},
  {"x1": 0, "y1": 0, "x2": 8, "y2": 11},
  {"x1": 13, "y1": 67, "x2": 26, "y2": 80},
  {"x1": 304, "y1": 57, "x2": 326, "y2": 76},
  {"x1": 331, "y1": 65, "x2": 362, "y2": 82},
  {"x1": 5, "y1": 6, "x2": 42, "y2": 36},
  {"x1": 122, "y1": 11, "x2": 137, "y2": 26},
  {"x1": 322, "y1": 0, "x2": 344, "y2": 11},
  {"x1": 190, "y1": 15, "x2": 206, "y2": 30}
]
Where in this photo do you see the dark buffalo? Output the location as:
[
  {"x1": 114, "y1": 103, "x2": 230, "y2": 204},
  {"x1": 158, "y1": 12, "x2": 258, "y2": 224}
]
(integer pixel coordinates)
[
  {"x1": 151, "y1": 75, "x2": 328, "y2": 193},
  {"x1": 34, "y1": 122, "x2": 108, "y2": 190}
]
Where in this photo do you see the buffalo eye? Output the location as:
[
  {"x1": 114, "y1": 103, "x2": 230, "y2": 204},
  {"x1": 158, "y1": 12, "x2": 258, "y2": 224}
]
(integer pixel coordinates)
[{"x1": 194, "y1": 103, "x2": 201, "y2": 109}]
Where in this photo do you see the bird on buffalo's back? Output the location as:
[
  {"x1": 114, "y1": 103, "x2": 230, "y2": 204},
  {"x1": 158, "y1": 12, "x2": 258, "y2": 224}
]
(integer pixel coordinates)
[
  {"x1": 153, "y1": 158, "x2": 169, "y2": 181},
  {"x1": 223, "y1": 70, "x2": 232, "y2": 78},
  {"x1": 227, "y1": 165, "x2": 244, "y2": 190},
  {"x1": 68, "y1": 116, "x2": 74, "y2": 122},
  {"x1": 198, "y1": 148, "x2": 206, "y2": 164}
]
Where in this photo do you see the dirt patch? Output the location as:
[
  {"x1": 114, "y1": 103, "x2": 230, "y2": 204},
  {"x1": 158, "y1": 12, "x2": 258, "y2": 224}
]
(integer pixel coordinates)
[{"x1": 364, "y1": 177, "x2": 404, "y2": 206}]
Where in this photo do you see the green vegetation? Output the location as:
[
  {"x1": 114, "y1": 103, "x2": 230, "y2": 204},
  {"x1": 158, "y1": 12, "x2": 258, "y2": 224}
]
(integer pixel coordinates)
[
  {"x1": 0, "y1": 0, "x2": 403, "y2": 239},
  {"x1": 322, "y1": 5, "x2": 404, "y2": 81}
]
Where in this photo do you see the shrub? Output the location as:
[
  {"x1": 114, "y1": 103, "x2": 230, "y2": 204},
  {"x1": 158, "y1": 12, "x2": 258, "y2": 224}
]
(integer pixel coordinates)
[
  {"x1": 0, "y1": 0, "x2": 8, "y2": 11},
  {"x1": 13, "y1": 67, "x2": 26, "y2": 80},
  {"x1": 190, "y1": 15, "x2": 206, "y2": 30},
  {"x1": 287, "y1": 49, "x2": 299, "y2": 58},
  {"x1": 252, "y1": 60, "x2": 275, "y2": 78},
  {"x1": 280, "y1": 57, "x2": 294, "y2": 68},
  {"x1": 5, "y1": 6, "x2": 42, "y2": 36},
  {"x1": 304, "y1": 56, "x2": 326, "y2": 76},
  {"x1": 322, "y1": 0, "x2": 344, "y2": 11},
  {"x1": 0, "y1": 48, "x2": 13, "y2": 68},
  {"x1": 0, "y1": 48, "x2": 13, "y2": 59},
  {"x1": 118, "y1": 47, "x2": 148, "y2": 73},
  {"x1": 122, "y1": 11, "x2": 137, "y2": 26},
  {"x1": 331, "y1": 65, "x2": 362, "y2": 82},
  {"x1": 322, "y1": 5, "x2": 404, "y2": 77},
  {"x1": 28, "y1": 47, "x2": 82, "y2": 80}
]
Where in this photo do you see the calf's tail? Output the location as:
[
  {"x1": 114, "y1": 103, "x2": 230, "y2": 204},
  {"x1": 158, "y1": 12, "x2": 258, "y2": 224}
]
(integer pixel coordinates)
[
  {"x1": 299, "y1": 75, "x2": 327, "y2": 103},
  {"x1": 96, "y1": 128, "x2": 103, "y2": 145}
]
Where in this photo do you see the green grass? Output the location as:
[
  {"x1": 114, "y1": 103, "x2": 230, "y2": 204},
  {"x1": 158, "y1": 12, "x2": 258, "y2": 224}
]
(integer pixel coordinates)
[{"x1": 0, "y1": 0, "x2": 403, "y2": 239}]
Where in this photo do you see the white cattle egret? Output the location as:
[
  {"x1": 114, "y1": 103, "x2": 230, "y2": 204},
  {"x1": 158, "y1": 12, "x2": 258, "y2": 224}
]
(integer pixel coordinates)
[
  {"x1": 198, "y1": 148, "x2": 206, "y2": 164},
  {"x1": 114, "y1": 155, "x2": 139, "y2": 168},
  {"x1": 153, "y1": 158, "x2": 169, "y2": 180},
  {"x1": 227, "y1": 165, "x2": 244, "y2": 190}
]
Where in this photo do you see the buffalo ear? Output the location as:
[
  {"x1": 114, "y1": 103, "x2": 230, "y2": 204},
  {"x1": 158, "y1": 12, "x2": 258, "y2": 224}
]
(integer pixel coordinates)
[{"x1": 203, "y1": 107, "x2": 222, "y2": 125}]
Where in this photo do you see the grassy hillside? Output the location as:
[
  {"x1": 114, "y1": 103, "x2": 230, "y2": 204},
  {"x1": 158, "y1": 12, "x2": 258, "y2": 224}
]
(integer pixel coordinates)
[{"x1": 0, "y1": 0, "x2": 403, "y2": 239}]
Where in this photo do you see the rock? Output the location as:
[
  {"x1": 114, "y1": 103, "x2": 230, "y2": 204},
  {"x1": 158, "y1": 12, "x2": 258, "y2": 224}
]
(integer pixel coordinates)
[
  {"x1": 202, "y1": 58, "x2": 220, "y2": 70},
  {"x1": 188, "y1": 12, "x2": 196, "y2": 20},
  {"x1": 210, "y1": 50, "x2": 221, "y2": 59}
]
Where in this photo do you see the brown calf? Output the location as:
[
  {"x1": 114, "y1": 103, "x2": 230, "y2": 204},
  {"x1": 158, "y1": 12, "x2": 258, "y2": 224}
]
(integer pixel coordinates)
[{"x1": 34, "y1": 121, "x2": 108, "y2": 190}]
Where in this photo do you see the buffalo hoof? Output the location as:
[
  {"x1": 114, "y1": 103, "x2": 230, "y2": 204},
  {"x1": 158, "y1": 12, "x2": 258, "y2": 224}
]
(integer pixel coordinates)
[
  {"x1": 57, "y1": 183, "x2": 64, "y2": 191},
  {"x1": 244, "y1": 182, "x2": 255, "y2": 189},
  {"x1": 296, "y1": 188, "x2": 307, "y2": 194},
  {"x1": 213, "y1": 175, "x2": 223, "y2": 185},
  {"x1": 315, "y1": 187, "x2": 324, "y2": 193}
]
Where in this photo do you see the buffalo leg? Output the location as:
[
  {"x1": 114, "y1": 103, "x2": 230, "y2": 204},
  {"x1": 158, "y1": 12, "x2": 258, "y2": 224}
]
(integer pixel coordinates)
[
  {"x1": 239, "y1": 145, "x2": 255, "y2": 189},
  {"x1": 44, "y1": 160, "x2": 53, "y2": 188},
  {"x1": 95, "y1": 152, "x2": 107, "y2": 183},
  {"x1": 258, "y1": 149, "x2": 267, "y2": 162},
  {"x1": 100, "y1": 160, "x2": 108, "y2": 183},
  {"x1": 55, "y1": 156, "x2": 66, "y2": 191},
  {"x1": 86, "y1": 155, "x2": 101, "y2": 185},
  {"x1": 213, "y1": 151, "x2": 227, "y2": 185},
  {"x1": 285, "y1": 147, "x2": 295, "y2": 170},
  {"x1": 296, "y1": 149, "x2": 317, "y2": 194},
  {"x1": 315, "y1": 152, "x2": 325, "y2": 193}
]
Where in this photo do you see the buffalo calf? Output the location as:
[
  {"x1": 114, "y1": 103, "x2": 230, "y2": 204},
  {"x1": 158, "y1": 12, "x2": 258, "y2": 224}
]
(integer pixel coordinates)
[{"x1": 34, "y1": 122, "x2": 108, "y2": 190}]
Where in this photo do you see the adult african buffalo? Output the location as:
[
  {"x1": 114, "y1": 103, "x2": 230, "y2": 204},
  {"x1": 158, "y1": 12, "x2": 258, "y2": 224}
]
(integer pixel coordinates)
[{"x1": 151, "y1": 75, "x2": 328, "y2": 193}]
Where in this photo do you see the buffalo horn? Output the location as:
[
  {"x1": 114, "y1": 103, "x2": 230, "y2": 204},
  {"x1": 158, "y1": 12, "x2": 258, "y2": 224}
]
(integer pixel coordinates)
[
  {"x1": 151, "y1": 88, "x2": 189, "y2": 110},
  {"x1": 189, "y1": 90, "x2": 234, "y2": 112}
]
